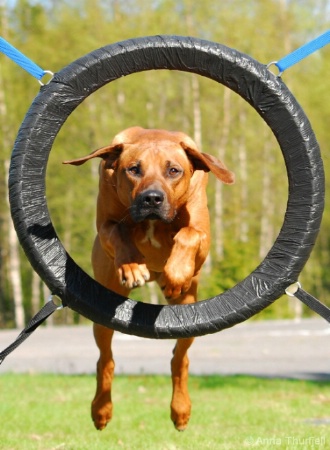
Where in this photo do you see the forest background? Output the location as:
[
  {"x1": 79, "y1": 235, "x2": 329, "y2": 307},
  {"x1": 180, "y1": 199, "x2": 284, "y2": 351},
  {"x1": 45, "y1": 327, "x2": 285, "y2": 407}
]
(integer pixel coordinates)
[{"x1": 0, "y1": 0, "x2": 330, "y2": 328}]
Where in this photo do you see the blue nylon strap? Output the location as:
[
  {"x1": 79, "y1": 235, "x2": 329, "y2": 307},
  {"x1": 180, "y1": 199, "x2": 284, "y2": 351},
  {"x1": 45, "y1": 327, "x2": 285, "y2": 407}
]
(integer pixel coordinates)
[
  {"x1": 0, "y1": 36, "x2": 45, "y2": 80},
  {"x1": 276, "y1": 30, "x2": 330, "y2": 73}
]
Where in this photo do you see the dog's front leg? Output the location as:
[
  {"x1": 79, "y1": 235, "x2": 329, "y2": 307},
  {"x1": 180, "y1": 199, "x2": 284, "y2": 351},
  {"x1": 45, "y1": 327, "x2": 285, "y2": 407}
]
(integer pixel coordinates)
[
  {"x1": 99, "y1": 221, "x2": 150, "y2": 289},
  {"x1": 162, "y1": 227, "x2": 208, "y2": 299}
]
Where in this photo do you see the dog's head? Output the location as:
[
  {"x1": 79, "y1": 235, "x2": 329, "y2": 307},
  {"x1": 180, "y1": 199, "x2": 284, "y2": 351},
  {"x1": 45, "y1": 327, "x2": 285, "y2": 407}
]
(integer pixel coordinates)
[{"x1": 64, "y1": 127, "x2": 234, "y2": 223}]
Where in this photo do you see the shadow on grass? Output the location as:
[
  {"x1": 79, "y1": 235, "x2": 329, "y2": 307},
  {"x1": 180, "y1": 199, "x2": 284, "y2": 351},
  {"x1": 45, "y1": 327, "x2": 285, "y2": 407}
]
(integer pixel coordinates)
[{"x1": 194, "y1": 374, "x2": 330, "y2": 390}]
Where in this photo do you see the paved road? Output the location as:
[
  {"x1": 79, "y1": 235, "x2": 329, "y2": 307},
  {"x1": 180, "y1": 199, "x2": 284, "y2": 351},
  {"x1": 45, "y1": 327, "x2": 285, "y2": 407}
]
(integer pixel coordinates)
[{"x1": 0, "y1": 318, "x2": 329, "y2": 380}]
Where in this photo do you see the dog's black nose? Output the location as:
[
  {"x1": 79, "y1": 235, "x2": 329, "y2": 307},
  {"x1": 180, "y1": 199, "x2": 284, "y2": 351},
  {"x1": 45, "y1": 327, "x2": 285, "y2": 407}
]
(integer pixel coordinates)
[{"x1": 141, "y1": 190, "x2": 164, "y2": 208}]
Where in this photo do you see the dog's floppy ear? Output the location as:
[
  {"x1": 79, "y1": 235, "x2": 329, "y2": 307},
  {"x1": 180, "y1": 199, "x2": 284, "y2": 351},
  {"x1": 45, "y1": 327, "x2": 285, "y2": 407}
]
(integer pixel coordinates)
[
  {"x1": 181, "y1": 142, "x2": 235, "y2": 185},
  {"x1": 63, "y1": 144, "x2": 123, "y2": 167}
]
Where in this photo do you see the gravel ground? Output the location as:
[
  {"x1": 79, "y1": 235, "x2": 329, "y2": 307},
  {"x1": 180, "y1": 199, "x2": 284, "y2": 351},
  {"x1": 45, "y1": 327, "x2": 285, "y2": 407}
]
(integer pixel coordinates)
[{"x1": 0, "y1": 318, "x2": 329, "y2": 379}]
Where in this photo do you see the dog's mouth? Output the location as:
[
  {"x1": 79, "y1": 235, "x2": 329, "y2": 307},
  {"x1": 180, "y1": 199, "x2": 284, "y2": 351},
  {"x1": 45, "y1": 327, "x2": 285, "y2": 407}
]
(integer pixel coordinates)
[
  {"x1": 131, "y1": 209, "x2": 175, "y2": 223},
  {"x1": 145, "y1": 212, "x2": 163, "y2": 220},
  {"x1": 130, "y1": 199, "x2": 174, "y2": 223},
  {"x1": 130, "y1": 189, "x2": 176, "y2": 223}
]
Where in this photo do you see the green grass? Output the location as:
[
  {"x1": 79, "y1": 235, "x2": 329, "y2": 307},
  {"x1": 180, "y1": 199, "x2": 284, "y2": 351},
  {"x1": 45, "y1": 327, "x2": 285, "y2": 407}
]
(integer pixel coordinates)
[{"x1": 0, "y1": 374, "x2": 330, "y2": 449}]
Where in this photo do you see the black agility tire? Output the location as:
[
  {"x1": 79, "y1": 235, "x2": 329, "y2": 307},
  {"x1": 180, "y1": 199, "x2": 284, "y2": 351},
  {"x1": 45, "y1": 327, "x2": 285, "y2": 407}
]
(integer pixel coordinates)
[{"x1": 9, "y1": 35, "x2": 325, "y2": 338}]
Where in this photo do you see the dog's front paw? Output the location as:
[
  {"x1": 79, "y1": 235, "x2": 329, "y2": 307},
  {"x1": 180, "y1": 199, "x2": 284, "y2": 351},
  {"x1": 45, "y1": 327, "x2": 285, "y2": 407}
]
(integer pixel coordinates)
[
  {"x1": 118, "y1": 263, "x2": 150, "y2": 288},
  {"x1": 163, "y1": 280, "x2": 192, "y2": 300},
  {"x1": 159, "y1": 269, "x2": 193, "y2": 300}
]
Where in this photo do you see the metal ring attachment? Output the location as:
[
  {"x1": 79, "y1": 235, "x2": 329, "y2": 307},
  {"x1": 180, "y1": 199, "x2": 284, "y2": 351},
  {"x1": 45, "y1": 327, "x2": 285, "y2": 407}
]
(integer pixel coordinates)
[
  {"x1": 38, "y1": 70, "x2": 54, "y2": 86},
  {"x1": 285, "y1": 282, "x2": 302, "y2": 297},
  {"x1": 266, "y1": 61, "x2": 283, "y2": 77}
]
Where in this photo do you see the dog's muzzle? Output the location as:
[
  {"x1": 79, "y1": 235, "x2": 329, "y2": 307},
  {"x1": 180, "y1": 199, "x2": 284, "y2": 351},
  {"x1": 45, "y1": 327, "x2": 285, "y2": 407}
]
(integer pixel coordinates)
[{"x1": 131, "y1": 189, "x2": 172, "y2": 223}]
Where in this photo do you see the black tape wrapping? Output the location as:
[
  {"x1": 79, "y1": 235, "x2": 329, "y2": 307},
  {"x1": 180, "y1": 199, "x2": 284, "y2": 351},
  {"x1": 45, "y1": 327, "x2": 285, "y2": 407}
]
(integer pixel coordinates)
[{"x1": 8, "y1": 36, "x2": 325, "y2": 338}]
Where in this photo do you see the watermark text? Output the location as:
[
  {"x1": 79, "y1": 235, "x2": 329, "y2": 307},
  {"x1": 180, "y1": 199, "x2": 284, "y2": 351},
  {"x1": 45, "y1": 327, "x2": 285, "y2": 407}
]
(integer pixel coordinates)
[{"x1": 244, "y1": 435, "x2": 326, "y2": 448}]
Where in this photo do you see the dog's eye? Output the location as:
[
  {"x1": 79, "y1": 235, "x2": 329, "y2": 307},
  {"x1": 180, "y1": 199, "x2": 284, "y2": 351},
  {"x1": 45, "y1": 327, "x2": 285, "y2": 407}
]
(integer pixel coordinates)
[
  {"x1": 127, "y1": 166, "x2": 140, "y2": 176},
  {"x1": 168, "y1": 167, "x2": 181, "y2": 177}
]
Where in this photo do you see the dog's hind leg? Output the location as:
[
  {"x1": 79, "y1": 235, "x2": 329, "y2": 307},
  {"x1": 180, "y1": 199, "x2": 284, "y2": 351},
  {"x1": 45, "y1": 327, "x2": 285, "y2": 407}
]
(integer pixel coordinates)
[
  {"x1": 168, "y1": 277, "x2": 198, "y2": 431},
  {"x1": 91, "y1": 235, "x2": 131, "y2": 430},
  {"x1": 92, "y1": 324, "x2": 115, "y2": 430},
  {"x1": 170, "y1": 336, "x2": 194, "y2": 431}
]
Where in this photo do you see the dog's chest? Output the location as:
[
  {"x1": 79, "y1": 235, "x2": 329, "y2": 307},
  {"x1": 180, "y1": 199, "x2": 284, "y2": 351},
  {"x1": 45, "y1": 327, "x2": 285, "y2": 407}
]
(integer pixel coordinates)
[
  {"x1": 134, "y1": 221, "x2": 174, "y2": 266},
  {"x1": 140, "y1": 221, "x2": 162, "y2": 248}
]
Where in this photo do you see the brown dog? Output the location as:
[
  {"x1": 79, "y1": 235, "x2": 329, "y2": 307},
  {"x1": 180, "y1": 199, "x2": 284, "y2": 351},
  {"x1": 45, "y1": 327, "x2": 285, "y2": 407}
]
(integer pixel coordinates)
[{"x1": 64, "y1": 127, "x2": 234, "y2": 431}]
